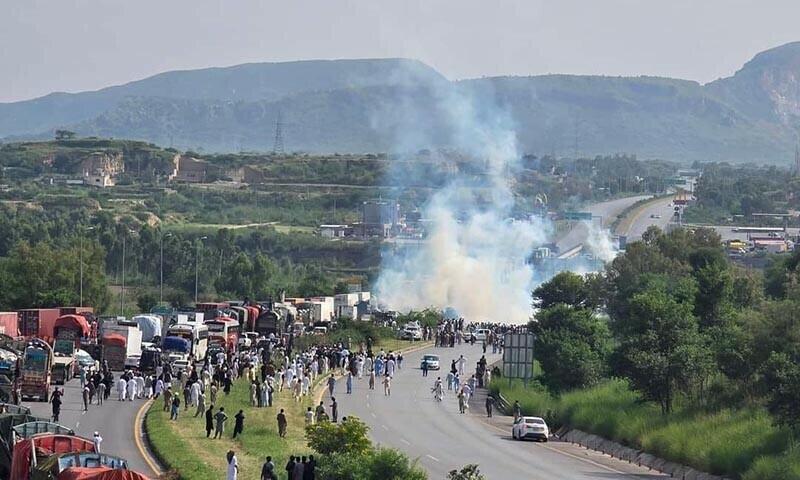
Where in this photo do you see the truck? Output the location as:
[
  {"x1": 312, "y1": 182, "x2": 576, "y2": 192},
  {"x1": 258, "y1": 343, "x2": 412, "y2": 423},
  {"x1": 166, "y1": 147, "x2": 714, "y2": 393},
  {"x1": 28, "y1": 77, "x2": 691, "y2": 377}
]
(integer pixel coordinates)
[
  {"x1": 51, "y1": 315, "x2": 92, "y2": 384},
  {"x1": 17, "y1": 309, "x2": 60, "y2": 340},
  {"x1": 0, "y1": 313, "x2": 18, "y2": 338},
  {"x1": 19, "y1": 339, "x2": 52, "y2": 401},
  {"x1": 100, "y1": 321, "x2": 143, "y2": 371}
]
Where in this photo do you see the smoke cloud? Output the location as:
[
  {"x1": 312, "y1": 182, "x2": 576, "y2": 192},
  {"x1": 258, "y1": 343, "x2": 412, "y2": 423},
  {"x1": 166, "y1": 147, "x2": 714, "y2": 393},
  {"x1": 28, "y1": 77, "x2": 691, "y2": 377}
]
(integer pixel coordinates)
[{"x1": 373, "y1": 82, "x2": 618, "y2": 324}]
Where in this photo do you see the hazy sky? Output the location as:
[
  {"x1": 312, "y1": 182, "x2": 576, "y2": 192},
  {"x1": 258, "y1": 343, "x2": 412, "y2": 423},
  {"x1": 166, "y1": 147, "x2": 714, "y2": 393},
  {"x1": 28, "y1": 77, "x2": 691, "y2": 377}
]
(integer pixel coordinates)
[{"x1": 3, "y1": 0, "x2": 800, "y2": 102}]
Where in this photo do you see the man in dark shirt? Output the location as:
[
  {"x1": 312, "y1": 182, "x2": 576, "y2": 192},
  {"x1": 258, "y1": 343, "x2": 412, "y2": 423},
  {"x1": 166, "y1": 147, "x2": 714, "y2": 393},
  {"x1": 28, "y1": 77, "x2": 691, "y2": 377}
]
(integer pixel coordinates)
[
  {"x1": 261, "y1": 455, "x2": 276, "y2": 480},
  {"x1": 205, "y1": 404, "x2": 214, "y2": 438},
  {"x1": 285, "y1": 456, "x2": 295, "y2": 480},
  {"x1": 303, "y1": 455, "x2": 316, "y2": 480},
  {"x1": 233, "y1": 409, "x2": 245, "y2": 438}
]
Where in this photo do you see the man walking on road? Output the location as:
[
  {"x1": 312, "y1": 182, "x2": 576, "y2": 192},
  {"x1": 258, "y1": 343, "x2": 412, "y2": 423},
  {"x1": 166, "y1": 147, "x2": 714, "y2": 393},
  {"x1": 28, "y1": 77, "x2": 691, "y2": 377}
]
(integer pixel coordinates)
[
  {"x1": 457, "y1": 355, "x2": 467, "y2": 376},
  {"x1": 330, "y1": 398, "x2": 338, "y2": 423},
  {"x1": 50, "y1": 388, "x2": 62, "y2": 421},
  {"x1": 327, "y1": 375, "x2": 335, "y2": 397},
  {"x1": 421, "y1": 360, "x2": 428, "y2": 377},
  {"x1": 93, "y1": 432, "x2": 103, "y2": 452},
  {"x1": 485, "y1": 395, "x2": 495, "y2": 417},
  {"x1": 513, "y1": 400, "x2": 522, "y2": 421},
  {"x1": 383, "y1": 375, "x2": 391, "y2": 396}
]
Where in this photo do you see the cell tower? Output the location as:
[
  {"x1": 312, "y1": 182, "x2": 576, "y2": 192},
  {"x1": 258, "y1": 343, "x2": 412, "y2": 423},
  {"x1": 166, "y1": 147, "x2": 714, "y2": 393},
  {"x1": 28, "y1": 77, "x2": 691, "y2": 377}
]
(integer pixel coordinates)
[
  {"x1": 795, "y1": 144, "x2": 800, "y2": 176},
  {"x1": 273, "y1": 110, "x2": 285, "y2": 154}
]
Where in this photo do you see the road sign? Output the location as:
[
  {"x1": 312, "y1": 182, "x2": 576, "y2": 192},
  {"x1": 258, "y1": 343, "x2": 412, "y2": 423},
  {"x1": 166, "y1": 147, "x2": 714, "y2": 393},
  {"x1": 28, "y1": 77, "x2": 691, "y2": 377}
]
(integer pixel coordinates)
[
  {"x1": 502, "y1": 333, "x2": 535, "y2": 380},
  {"x1": 563, "y1": 211, "x2": 593, "y2": 221}
]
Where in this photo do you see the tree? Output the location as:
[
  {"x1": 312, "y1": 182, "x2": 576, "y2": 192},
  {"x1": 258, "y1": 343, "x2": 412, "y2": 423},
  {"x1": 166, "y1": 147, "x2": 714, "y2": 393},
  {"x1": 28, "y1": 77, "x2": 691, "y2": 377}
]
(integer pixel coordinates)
[
  {"x1": 306, "y1": 417, "x2": 371, "y2": 456},
  {"x1": 55, "y1": 129, "x2": 76, "y2": 140},
  {"x1": 533, "y1": 271, "x2": 591, "y2": 309},
  {"x1": 448, "y1": 465, "x2": 485, "y2": 480},
  {"x1": 529, "y1": 305, "x2": 611, "y2": 392},
  {"x1": 612, "y1": 285, "x2": 712, "y2": 414},
  {"x1": 136, "y1": 291, "x2": 157, "y2": 313},
  {"x1": 761, "y1": 352, "x2": 800, "y2": 435}
]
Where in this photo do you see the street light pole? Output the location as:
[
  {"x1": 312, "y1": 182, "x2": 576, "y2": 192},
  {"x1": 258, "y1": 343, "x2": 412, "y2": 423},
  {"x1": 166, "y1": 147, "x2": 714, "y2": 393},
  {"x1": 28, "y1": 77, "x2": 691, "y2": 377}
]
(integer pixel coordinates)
[
  {"x1": 160, "y1": 232, "x2": 172, "y2": 304},
  {"x1": 195, "y1": 236, "x2": 207, "y2": 305},
  {"x1": 79, "y1": 226, "x2": 95, "y2": 307},
  {"x1": 121, "y1": 234, "x2": 126, "y2": 316}
]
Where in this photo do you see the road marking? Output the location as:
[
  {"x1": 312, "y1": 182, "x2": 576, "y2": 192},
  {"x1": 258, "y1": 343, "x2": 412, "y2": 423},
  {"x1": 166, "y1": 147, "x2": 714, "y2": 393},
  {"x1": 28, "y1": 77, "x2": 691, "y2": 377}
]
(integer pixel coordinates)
[
  {"x1": 381, "y1": 425, "x2": 389, "y2": 431},
  {"x1": 75, "y1": 421, "x2": 80, "y2": 428},
  {"x1": 371, "y1": 412, "x2": 377, "y2": 418},
  {"x1": 426, "y1": 454, "x2": 440, "y2": 462},
  {"x1": 134, "y1": 399, "x2": 164, "y2": 476},
  {"x1": 401, "y1": 438, "x2": 410, "y2": 445}
]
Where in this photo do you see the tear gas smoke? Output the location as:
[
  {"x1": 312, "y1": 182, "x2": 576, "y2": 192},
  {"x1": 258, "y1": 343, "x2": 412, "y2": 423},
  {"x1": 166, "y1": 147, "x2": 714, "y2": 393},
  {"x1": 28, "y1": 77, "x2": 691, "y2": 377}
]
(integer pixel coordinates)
[{"x1": 374, "y1": 85, "x2": 616, "y2": 324}]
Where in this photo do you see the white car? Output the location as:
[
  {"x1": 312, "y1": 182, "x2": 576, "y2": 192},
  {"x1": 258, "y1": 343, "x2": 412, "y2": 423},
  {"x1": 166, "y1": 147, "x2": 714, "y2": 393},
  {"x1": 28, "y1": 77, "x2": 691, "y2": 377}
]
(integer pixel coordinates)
[
  {"x1": 420, "y1": 354, "x2": 440, "y2": 370},
  {"x1": 238, "y1": 332, "x2": 259, "y2": 350},
  {"x1": 401, "y1": 326, "x2": 422, "y2": 340},
  {"x1": 471, "y1": 328, "x2": 491, "y2": 342},
  {"x1": 124, "y1": 354, "x2": 141, "y2": 369},
  {"x1": 512, "y1": 416, "x2": 549, "y2": 442}
]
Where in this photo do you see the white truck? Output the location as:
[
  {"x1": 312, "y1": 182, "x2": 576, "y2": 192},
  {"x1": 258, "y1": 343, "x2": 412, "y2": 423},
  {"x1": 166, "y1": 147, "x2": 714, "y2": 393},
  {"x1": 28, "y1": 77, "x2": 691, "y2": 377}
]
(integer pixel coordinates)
[{"x1": 101, "y1": 320, "x2": 143, "y2": 371}]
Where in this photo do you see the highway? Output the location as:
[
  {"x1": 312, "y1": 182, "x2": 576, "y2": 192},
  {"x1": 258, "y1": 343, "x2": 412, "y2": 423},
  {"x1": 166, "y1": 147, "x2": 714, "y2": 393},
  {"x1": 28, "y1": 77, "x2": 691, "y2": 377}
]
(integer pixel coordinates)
[
  {"x1": 335, "y1": 343, "x2": 665, "y2": 480},
  {"x1": 617, "y1": 197, "x2": 676, "y2": 241},
  {"x1": 556, "y1": 195, "x2": 649, "y2": 252},
  {"x1": 23, "y1": 379, "x2": 155, "y2": 476}
]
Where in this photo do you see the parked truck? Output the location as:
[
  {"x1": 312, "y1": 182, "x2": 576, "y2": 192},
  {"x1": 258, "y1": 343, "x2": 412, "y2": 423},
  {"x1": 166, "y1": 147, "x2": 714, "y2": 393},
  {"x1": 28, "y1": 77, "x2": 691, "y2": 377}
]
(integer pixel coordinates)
[
  {"x1": 100, "y1": 320, "x2": 143, "y2": 371},
  {"x1": 51, "y1": 315, "x2": 91, "y2": 384},
  {"x1": 17, "y1": 309, "x2": 60, "y2": 340},
  {"x1": 19, "y1": 339, "x2": 52, "y2": 401}
]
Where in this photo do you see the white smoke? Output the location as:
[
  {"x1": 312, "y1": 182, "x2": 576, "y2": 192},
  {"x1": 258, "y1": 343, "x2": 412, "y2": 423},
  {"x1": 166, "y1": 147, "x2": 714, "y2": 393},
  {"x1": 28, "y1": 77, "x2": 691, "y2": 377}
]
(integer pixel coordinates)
[
  {"x1": 374, "y1": 86, "x2": 551, "y2": 324},
  {"x1": 584, "y1": 221, "x2": 619, "y2": 263}
]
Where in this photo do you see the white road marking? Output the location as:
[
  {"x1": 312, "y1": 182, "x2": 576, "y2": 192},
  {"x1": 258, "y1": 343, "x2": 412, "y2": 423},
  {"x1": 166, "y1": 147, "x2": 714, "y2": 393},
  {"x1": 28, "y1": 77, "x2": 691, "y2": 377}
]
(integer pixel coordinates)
[
  {"x1": 371, "y1": 412, "x2": 377, "y2": 418},
  {"x1": 381, "y1": 425, "x2": 389, "y2": 431},
  {"x1": 75, "y1": 422, "x2": 80, "y2": 428},
  {"x1": 401, "y1": 438, "x2": 410, "y2": 445},
  {"x1": 426, "y1": 454, "x2": 440, "y2": 462}
]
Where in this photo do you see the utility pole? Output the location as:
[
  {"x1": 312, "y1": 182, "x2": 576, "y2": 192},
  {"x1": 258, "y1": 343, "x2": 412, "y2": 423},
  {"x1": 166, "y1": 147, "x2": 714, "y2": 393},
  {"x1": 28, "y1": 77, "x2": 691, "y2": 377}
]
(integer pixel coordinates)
[
  {"x1": 195, "y1": 236, "x2": 208, "y2": 305},
  {"x1": 160, "y1": 232, "x2": 172, "y2": 304},
  {"x1": 79, "y1": 226, "x2": 95, "y2": 306},
  {"x1": 121, "y1": 234, "x2": 126, "y2": 316},
  {"x1": 273, "y1": 110, "x2": 285, "y2": 155}
]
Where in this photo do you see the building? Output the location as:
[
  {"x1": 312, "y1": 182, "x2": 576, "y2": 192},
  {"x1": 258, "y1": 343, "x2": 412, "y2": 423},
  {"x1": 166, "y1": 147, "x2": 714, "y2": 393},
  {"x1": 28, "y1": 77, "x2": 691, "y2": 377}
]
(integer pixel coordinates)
[
  {"x1": 361, "y1": 200, "x2": 399, "y2": 238},
  {"x1": 319, "y1": 224, "x2": 352, "y2": 238},
  {"x1": 84, "y1": 173, "x2": 115, "y2": 188},
  {"x1": 81, "y1": 151, "x2": 124, "y2": 188},
  {"x1": 169, "y1": 154, "x2": 209, "y2": 183}
]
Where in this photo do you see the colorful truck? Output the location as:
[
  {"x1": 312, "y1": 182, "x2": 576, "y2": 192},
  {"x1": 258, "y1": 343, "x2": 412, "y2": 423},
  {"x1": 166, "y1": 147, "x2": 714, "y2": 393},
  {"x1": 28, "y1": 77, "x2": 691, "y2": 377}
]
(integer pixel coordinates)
[
  {"x1": 17, "y1": 309, "x2": 60, "y2": 341},
  {"x1": 19, "y1": 339, "x2": 53, "y2": 401},
  {"x1": 51, "y1": 315, "x2": 91, "y2": 384}
]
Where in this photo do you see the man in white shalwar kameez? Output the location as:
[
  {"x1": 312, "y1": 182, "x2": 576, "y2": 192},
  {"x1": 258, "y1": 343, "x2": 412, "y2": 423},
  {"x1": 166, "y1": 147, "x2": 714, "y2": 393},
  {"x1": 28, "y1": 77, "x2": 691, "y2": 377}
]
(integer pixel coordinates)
[
  {"x1": 126, "y1": 377, "x2": 136, "y2": 401},
  {"x1": 117, "y1": 377, "x2": 127, "y2": 401},
  {"x1": 190, "y1": 380, "x2": 201, "y2": 406}
]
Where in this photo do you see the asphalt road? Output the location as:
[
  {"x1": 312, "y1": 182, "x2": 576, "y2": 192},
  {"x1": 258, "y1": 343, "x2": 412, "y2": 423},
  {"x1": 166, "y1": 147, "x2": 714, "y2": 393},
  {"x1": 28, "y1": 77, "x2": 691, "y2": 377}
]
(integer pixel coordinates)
[
  {"x1": 335, "y1": 343, "x2": 665, "y2": 480},
  {"x1": 556, "y1": 195, "x2": 649, "y2": 252},
  {"x1": 620, "y1": 198, "x2": 677, "y2": 241},
  {"x1": 23, "y1": 378, "x2": 155, "y2": 476}
]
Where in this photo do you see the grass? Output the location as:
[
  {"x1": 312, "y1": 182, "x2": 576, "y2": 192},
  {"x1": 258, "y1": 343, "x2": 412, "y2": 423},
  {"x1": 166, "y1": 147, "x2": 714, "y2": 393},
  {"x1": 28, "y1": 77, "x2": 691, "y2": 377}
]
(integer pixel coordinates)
[
  {"x1": 491, "y1": 378, "x2": 797, "y2": 479},
  {"x1": 147, "y1": 378, "x2": 314, "y2": 480}
]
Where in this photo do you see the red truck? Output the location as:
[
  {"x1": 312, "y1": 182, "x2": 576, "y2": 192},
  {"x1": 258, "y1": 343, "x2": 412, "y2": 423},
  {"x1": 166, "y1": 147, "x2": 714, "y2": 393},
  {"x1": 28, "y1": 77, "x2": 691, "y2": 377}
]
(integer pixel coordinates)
[
  {"x1": 0, "y1": 313, "x2": 18, "y2": 338},
  {"x1": 51, "y1": 315, "x2": 92, "y2": 384},
  {"x1": 17, "y1": 309, "x2": 60, "y2": 341}
]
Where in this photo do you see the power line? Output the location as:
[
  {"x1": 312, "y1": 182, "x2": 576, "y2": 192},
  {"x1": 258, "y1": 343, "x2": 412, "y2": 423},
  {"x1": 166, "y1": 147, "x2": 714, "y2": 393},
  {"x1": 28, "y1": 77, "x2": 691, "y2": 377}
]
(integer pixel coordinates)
[{"x1": 273, "y1": 110, "x2": 285, "y2": 154}]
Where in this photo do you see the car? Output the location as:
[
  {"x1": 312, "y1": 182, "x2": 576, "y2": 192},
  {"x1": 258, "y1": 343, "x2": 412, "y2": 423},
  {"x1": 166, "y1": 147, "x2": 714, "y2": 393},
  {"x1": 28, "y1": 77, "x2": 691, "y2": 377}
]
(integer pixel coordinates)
[
  {"x1": 400, "y1": 325, "x2": 422, "y2": 340},
  {"x1": 512, "y1": 416, "x2": 549, "y2": 442},
  {"x1": 470, "y1": 328, "x2": 491, "y2": 342},
  {"x1": 172, "y1": 359, "x2": 190, "y2": 374},
  {"x1": 124, "y1": 354, "x2": 141, "y2": 369},
  {"x1": 238, "y1": 331, "x2": 259, "y2": 350},
  {"x1": 74, "y1": 349, "x2": 98, "y2": 371},
  {"x1": 420, "y1": 354, "x2": 440, "y2": 370}
]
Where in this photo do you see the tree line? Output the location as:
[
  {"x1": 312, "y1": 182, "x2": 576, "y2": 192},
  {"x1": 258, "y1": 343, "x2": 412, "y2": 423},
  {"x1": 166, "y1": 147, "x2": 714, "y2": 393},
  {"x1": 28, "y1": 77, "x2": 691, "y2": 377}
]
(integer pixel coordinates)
[{"x1": 530, "y1": 226, "x2": 799, "y2": 434}]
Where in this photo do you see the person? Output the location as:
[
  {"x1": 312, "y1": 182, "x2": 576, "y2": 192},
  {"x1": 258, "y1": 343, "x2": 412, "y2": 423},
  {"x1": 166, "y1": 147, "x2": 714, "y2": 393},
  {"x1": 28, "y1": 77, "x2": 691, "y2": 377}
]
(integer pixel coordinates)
[
  {"x1": 345, "y1": 371, "x2": 352, "y2": 394},
  {"x1": 368, "y1": 368, "x2": 375, "y2": 390},
  {"x1": 82, "y1": 385, "x2": 90, "y2": 411},
  {"x1": 277, "y1": 409, "x2": 287, "y2": 438},
  {"x1": 457, "y1": 388, "x2": 466, "y2": 414},
  {"x1": 93, "y1": 431, "x2": 103, "y2": 452},
  {"x1": 485, "y1": 395, "x2": 496, "y2": 417},
  {"x1": 303, "y1": 455, "x2": 315, "y2": 480},
  {"x1": 170, "y1": 395, "x2": 181, "y2": 420},
  {"x1": 195, "y1": 389, "x2": 206, "y2": 417},
  {"x1": 232, "y1": 409, "x2": 245, "y2": 439},
  {"x1": 512, "y1": 400, "x2": 522, "y2": 421},
  {"x1": 421, "y1": 359, "x2": 428, "y2": 377},
  {"x1": 285, "y1": 456, "x2": 295, "y2": 480},
  {"x1": 314, "y1": 402, "x2": 325, "y2": 423},
  {"x1": 96, "y1": 381, "x2": 105, "y2": 405},
  {"x1": 51, "y1": 387, "x2": 62, "y2": 421},
  {"x1": 227, "y1": 450, "x2": 239, "y2": 480},
  {"x1": 305, "y1": 407, "x2": 314, "y2": 426},
  {"x1": 327, "y1": 375, "x2": 335, "y2": 397},
  {"x1": 126, "y1": 376, "x2": 136, "y2": 402},
  {"x1": 383, "y1": 374, "x2": 391, "y2": 396},
  {"x1": 457, "y1": 355, "x2": 467, "y2": 376},
  {"x1": 117, "y1": 377, "x2": 127, "y2": 401},
  {"x1": 205, "y1": 404, "x2": 215, "y2": 438},
  {"x1": 432, "y1": 377, "x2": 443, "y2": 401},
  {"x1": 261, "y1": 456, "x2": 276, "y2": 480},
  {"x1": 330, "y1": 397, "x2": 338, "y2": 423},
  {"x1": 293, "y1": 456, "x2": 305, "y2": 480},
  {"x1": 214, "y1": 407, "x2": 228, "y2": 438}
]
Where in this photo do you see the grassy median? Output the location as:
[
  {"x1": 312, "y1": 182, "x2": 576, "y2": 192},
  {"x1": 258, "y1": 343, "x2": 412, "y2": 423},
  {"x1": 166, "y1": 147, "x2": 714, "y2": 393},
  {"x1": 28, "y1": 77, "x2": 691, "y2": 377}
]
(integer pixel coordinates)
[
  {"x1": 491, "y1": 378, "x2": 799, "y2": 480},
  {"x1": 145, "y1": 338, "x2": 428, "y2": 480}
]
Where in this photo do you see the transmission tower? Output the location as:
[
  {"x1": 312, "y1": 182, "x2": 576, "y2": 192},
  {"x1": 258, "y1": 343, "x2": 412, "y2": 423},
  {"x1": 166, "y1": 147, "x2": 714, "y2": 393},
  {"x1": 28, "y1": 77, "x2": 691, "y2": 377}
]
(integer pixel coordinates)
[{"x1": 273, "y1": 110, "x2": 285, "y2": 154}]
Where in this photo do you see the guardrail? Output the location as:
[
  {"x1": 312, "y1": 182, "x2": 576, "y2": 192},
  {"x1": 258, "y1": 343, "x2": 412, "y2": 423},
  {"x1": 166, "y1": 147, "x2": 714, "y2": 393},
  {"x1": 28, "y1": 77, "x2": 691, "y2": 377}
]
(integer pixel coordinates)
[{"x1": 490, "y1": 391, "x2": 511, "y2": 416}]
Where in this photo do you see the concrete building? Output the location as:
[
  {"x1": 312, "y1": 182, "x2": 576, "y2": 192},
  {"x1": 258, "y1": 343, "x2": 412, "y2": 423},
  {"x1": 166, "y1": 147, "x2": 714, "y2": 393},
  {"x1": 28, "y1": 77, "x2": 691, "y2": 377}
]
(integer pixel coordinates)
[
  {"x1": 169, "y1": 154, "x2": 209, "y2": 183},
  {"x1": 361, "y1": 200, "x2": 399, "y2": 238},
  {"x1": 84, "y1": 173, "x2": 115, "y2": 188},
  {"x1": 319, "y1": 224, "x2": 352, "y2": 238}
]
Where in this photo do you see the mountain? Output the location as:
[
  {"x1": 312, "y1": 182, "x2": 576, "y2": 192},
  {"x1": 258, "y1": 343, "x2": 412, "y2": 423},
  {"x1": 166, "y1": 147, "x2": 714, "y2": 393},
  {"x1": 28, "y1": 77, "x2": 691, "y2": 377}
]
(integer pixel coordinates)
[{"x1": 3, "y1": 45, "x2": 800, "y2": 163}]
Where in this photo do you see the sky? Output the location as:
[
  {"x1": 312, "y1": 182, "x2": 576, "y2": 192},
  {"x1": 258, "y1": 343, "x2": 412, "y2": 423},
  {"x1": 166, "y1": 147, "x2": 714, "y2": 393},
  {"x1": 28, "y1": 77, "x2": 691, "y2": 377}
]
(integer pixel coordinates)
[{"x1": 3, "y1": 0, "x2": 800, "y2": 103}]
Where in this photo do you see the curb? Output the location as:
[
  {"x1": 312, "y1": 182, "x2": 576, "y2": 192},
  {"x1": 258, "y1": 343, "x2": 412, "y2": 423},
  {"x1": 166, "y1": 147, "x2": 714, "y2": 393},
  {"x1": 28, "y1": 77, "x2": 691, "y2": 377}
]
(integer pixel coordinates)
[{"x1": 135, "y1": 398, "x2": 167, "y2": 477}]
